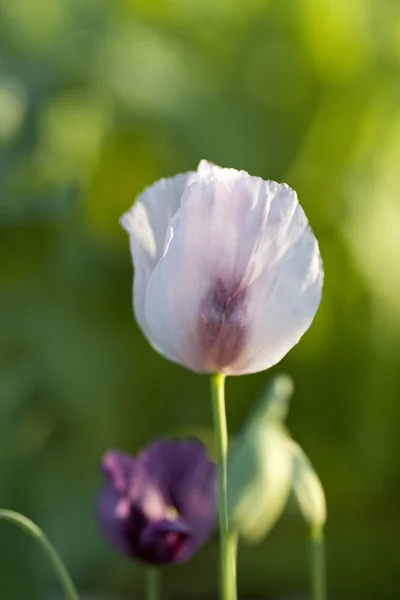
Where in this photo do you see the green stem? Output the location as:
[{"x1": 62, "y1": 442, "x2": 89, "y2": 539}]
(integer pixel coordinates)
[
  {"x1": 146, "y1": 567, "x2": 161, "y2": 600},
  {"x1": 310, "y1": 525, "x2": 327, "y2": 600},
  {"x1": 210, "y1": 374, "x2": 237, "y2": 600},
  {"x1": 227, "y1": 529, "x2": 238, "y2": 594},
  {"x1": 0, "y1": 509, "x2": 79, "y2": 600}
]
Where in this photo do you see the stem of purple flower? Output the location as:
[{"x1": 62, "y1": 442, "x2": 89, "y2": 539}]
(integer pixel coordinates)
[
  {"x1": 310, "y1": 525, "x2": 326, "y2": 600},
  {"x1": 146, "y1": 566, "x2": 161, "y2": 600},
  {"x1": 0, "y1": 509, "x2": 79, "y2": 600},
  {"x1": 210, "y1": 374, "x2": 237, "y2": 600}
]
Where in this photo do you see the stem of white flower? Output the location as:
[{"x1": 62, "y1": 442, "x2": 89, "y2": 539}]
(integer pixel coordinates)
[
  {"x1": 0, "y1": 509, "x2": 79, "y2": 600},
  {"x1": 310, "y1": 524, "x2": 327, "y2": 600},
  {"x1": 146, "y1": 567, "x2": 161, "y2": 600},
  {"x1": 210, "y1": 374, "x2": 237, "y2": 600}
]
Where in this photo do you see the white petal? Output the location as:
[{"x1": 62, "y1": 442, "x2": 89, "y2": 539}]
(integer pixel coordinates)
[
  {"x1": 144, "y1": 170, "x2": 322, "y2": 373},
  {"x1": 120, "y1": 160, "x2": 230, "y2": 348},
  {"x1": 240, "y1": 184, "x2": 323, "y2": 373},
  {"x1": 120, "y1": 171, "x2": 194, "y2": 344},
  {"x1": 195, "y1": 159, "x2": 250, "y2": 184},
  {"x1": 196, "y1": 159, "x2": 218, "y2": 179}
]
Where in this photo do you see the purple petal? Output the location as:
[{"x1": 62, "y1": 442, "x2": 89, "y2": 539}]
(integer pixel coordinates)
[
  {"x1": 96, "y1": 482, "x2": 132, "y2": 555},
  {"x1": 137, "y1": 439, "x2": 217, "y2": 547},
  {"x1": 137, "y1": 517, "x2": 192, "y2": 564},
  {"x1": 101, "y1": 449, "x2": 136, "y2": 494}
]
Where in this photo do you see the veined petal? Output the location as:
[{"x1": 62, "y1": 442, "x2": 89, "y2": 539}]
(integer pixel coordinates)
[
  {"x1": 239, "y1": 184, "x2": 323, "y2": 373},
  {"x1": 144, "y1": 171, "x2": 322, "y2": 374},
  {"x1": 120, "y1": 171, "x2": 194, "y2": 343},
  {"x1": 195, "y1": 159, "x2": 250, "y2": 185}
]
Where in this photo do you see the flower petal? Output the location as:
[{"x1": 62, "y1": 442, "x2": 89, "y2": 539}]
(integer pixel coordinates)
[
  {"x1": 144, "y1": 171, "x2": 322, "y2": 373},
  {"x1": 120, "y1": 171, "x2": 194, "y2": 344},
  {"x1": 101, "y1": 449, "x2": 136, "y2": 495},
  {"x1": 138, "y1": 517, "x2": 192, "y2": 564},
  {"x1": 195, "y1": 159, "x2": 250, "y2": 185},
  {"x1": 138, "y1": 439, "x2": 217, "y2": 547},
  {"x1": 96, "y1": 482, "x2": 132, "y2": 555},
  {"x1": 240, "y1": 184, "x2": 323, "y2": 373}
]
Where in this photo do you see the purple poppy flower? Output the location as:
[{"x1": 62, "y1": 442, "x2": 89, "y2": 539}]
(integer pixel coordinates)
[{"x1": 96, "y1": 439, "x2": 217, "y2": 565}]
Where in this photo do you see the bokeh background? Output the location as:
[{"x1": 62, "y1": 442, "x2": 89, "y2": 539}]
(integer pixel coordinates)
[{"x1": 1, "y1": 0, "x2": 400, "y2": 598}]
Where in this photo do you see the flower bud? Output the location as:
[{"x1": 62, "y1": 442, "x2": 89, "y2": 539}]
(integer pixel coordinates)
[{"x1": 227, "y1": 375, "x2": 294, "y2": 542}]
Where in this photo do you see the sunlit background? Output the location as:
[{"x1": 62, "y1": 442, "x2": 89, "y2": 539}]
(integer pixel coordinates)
[{"x1": 1, "y1": 0, "x2": 400, "y2": 598}]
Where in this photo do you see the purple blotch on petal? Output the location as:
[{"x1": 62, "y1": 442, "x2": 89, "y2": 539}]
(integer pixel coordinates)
[{"x1": 198, "y1": 277, "x2": 247, "y2": 372}]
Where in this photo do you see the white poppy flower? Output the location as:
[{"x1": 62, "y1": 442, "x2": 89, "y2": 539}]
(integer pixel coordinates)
[{"x1": 120, "y1": 160, "x2": 323, "y2": 375}]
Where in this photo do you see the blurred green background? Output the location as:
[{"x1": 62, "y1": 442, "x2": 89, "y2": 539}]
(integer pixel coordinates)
[{"x1": 1, "y1": 0, "x2": 400, "y2": 598}]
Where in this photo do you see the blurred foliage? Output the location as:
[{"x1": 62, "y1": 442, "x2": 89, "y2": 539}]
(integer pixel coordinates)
[{"x1": 1, "y1": 0, "x2": 400, "y2": 598}]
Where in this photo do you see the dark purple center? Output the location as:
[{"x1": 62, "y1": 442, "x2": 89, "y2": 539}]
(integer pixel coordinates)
[
  {"x1": 123, "y1": 505, "x2": 191, "y2": 565},
  {"x1": 198, "y1": 277, "x2": 246, "y2": 371}
]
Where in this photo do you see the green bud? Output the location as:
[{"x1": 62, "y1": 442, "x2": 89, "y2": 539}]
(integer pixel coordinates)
[
  {"x1": 248, "y1": 373, "x2": 294, "y2": 425},
  {"x1": 227, "y1": 374, "x2": 294, "y2": 543},
  {"x1": 289, "y1": 440, "x2": 327, "y2": 529}
]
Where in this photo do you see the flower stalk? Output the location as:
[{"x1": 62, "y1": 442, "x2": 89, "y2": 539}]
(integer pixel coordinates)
[
  {"x1": 210, "y1": 374, "x2": 237, "y2": 600},
  {"x1": 0, "y1": 509, "x2": 79, "y2": 600},
  {"x1": 310, "y1": 524, "x2": 327, "y2": 600},
  {"x1": 146, "y1": 567, "x2": 161, "y2": 600}
]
